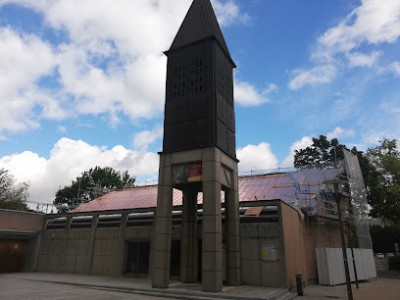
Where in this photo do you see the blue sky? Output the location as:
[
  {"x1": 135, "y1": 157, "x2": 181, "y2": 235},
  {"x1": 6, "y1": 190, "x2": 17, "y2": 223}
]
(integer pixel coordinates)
[{"x1": 0, "y1": 0, "x2": 399, "y2": 205}]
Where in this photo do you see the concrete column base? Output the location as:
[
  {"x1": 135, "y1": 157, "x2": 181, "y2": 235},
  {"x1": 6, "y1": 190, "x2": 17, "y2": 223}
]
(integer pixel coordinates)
[
  {"x1": 181, "y1": 190, "x2": 198, "y2": 283},
  {"x1": 225, "y1": 188, "x2": 241, "y2": 286},
  {"x1": 151, "y1": 147, "x2": 240, "y2": 292},
  {"x1": 151, "y1": 155, "x2": 173, "y2": 289}
]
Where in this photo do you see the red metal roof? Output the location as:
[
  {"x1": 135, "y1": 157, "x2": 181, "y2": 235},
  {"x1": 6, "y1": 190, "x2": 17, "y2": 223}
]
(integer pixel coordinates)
[
  {"x1": 238, "y1": 173, "x2": 295, "y2": 204},
  {"x1": 72, "y1": 169, "x2": 339, "y2": 213},
  {"x1": 72, "y1": 173, "x2": 296, "y2": 213},
  {"x1": 72, "y1": 185, "x2": 182, "y2": 212}
]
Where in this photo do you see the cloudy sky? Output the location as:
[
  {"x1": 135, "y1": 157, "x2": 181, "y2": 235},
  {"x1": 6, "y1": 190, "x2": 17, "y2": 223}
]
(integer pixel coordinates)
[{"x1": 0, "y1": 0, "x2": 399, "y2": 206}]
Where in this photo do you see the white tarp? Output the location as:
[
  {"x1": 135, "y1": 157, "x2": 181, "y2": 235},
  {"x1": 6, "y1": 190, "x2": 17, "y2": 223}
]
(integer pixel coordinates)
[{"x1": 316, "y1": 247, "x2": 376, "y2": 286}]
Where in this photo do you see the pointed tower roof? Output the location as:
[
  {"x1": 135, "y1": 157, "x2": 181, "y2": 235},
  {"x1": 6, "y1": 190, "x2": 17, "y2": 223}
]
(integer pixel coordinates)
[{"x1": 168, "y1": 0, "x2": 234, "y2": 65}]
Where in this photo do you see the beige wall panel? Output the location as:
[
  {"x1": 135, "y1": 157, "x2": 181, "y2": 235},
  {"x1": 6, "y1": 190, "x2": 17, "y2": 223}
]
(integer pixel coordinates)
[
  {"x1": 91, "y1": 255, "x2": 106, "y2": 274},
  {"x1": 260, "y1": 261, "x2": 286, "y2": 287},
  {"x1": 241, "y1": 259, "x2": 261, "y2": 285},
  {"x1": 280, "y1": 204, "x2": 308, "y2": 289},
  {"x1": 258, "y1": 223, "x2": 280, "y2": 238},
  {"x1": 240, "y1": 237, "x2": 259, "y2": 259},
  {"x1": 0, "y1": 210, "x2": 44, "y2": 232}
]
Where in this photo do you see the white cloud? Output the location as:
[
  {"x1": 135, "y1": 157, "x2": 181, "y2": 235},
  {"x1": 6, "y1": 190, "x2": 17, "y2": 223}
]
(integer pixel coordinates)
[
  {"x1": 0, "y1": 138, "x2": 159, "y2": 204},
  {"x1": 290, "y1": 0, "x2": 400, "y2": 89},
  {"x1": 57, "y1": 126, "x2": 67, "y2": 133},
  {"x1": 235, "y1": 81, "x2": 276, "y2": 106},
  {"x1": 0, "y1": 0, "x2": 251, "y2": 136},
  {"x1": 0, "y1": 28, "x2": 55, "y2": 85},
  {"x1": 289, "y1": 65, "x2": 336, "y2": 90},
  {"x1": 211, "y1": 0, "x2": 250, "y2": 26},
  {"x1": 332, "y1": 94, "x2": 355, "y2": 119},
  {"x1": 318, "y1": 0, "x2": 400, "y2": 53},
  {"x1": 346, "y1": 50, "x2": 382, "y2": 67},
  {"x1": 133, "y1": 125, "x2": 163, "y2": 150},
  {"x1": 361, "y1": 131, "x2": 387, "y2": 145},
  {"x1": 281, "y1": 136, "x2": 313, "y2": 168},
  {"x1": 237, "y1": 143, "x2": 279, "y2": 172},
  {"x1": 0, "y1": 28, "x2": 61, "y2": 134},
  {"x1": 326, "y1": 127, "x2": 355, "y2": 140},
  {"x1": 381, "y1": 101, "x2": 400, "y2": 115},
  {"x1": 54, "y1": 39, "x2": 167, "y2": 125},
  {"x1": 392, "y1": 61, "x2": 400, "y2": 76}
]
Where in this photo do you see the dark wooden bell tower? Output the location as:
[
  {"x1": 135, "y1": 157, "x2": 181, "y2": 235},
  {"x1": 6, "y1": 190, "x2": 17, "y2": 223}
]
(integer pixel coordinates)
[
  {"x1": 152, "y1": 0, "x2": 240, "y2": 292},
  {"x1": 163, "y1": 0, "x2": 237, "y2": 159}
]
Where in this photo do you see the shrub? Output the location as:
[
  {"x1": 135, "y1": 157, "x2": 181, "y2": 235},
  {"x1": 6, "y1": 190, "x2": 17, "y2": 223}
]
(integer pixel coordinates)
[{"x1": 388, "y1": 256, "x2": 400, "y2": 271}]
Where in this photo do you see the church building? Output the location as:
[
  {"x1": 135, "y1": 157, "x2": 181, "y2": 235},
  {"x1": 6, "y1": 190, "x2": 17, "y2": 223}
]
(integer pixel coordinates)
[{"x1": 0, "y1": 0, "x2": 376, "y2": 293}]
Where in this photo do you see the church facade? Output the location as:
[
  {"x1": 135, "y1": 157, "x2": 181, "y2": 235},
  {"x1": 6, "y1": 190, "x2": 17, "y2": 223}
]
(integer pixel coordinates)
[{"x1": 34, "y1": 170, "x2": 345, "y2": 289}]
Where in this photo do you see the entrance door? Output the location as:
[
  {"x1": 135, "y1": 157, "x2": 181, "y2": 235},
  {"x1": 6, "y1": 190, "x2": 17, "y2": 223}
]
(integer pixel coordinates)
[
  {"x1": 125, "y1": 240, "x2": 150, "y2": 275},
  {"x1": 0, "y1": 240, "x2": 27, "y2": 272}
]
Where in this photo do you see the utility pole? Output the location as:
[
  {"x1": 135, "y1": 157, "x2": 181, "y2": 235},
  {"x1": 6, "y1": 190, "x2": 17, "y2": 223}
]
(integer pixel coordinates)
[
  {"x1": 334, "y1": 182, "x2": 353, "y2": 300},
  {"x1": 347, "y1": 221, "x2": 359, "y2": 289}
]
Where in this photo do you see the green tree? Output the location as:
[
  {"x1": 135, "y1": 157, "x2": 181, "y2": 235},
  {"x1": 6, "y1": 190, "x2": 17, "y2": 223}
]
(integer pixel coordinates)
[
  {"x1": 294, "y1": 135, "x2": 348, "y2": 168},
  {"x1": 0, "y1": 168, "x2": 30, "y2": 211},
  {"x1": 366, "y1": 139, "x2": 400, "y2": 224},
  {"x1": 54, "y1": 166, "x2": 135, "y2": 212}
]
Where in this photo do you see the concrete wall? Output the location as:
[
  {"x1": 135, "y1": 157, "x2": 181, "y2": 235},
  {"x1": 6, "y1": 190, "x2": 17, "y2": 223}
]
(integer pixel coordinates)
[
  {"x1": 240, "y1": 221, "x2": 286, "y2": 287},
  {"x1": 36, "y1": 210, "x2": 182, "y2": 276},
  {"x1": 37, "y1": 228, "x2": 86, "y2": 273},
  {"x1": 91, "y1": 227, "x2": 121, "y2": 275},
  {"x1": 37, "y1": 226, "x2": 121, "y2": 274},
  {"x1": 37, "y1": 214, "x2": 156, "y2": 275},
  {"x1": 35, "y1": 203, "x2": 296, "y2": 288},
  {"x1": 38, "y1": 208, "x2": 287, "y2": 286},
  {"x1": 35, "y1": 202, "x2": 341, "y2": 289}
]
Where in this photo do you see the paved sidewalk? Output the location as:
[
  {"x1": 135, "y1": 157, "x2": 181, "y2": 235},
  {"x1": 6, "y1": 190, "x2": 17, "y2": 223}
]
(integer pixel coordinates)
[
  {"x1": 352, "y1": 278, "x2": 400, "y2": 300},
  {"x1": 1, "y1": 272, "x2": 399, "y2": 300},
  {"x1": 294, "y1": 276, "x2": 400, "y2": 300},
  {"x1": 0, "y1": 275, "x2": 162, "y2": 300},
  {"x1": 0, "y1": 273, "x2": 294, "y2": 300}
]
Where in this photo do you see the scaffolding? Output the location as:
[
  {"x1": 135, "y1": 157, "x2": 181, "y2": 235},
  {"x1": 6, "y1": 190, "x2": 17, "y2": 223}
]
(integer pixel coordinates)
[
  {"x1": 283, "y1": 152, "x2": 372, "y2": 249},
  {"x1": 343, "y1": 151, "x2": 372, "y2": 249},
  {"x1": 286, "y1": 165, "x2": 346, "y2": 219}
]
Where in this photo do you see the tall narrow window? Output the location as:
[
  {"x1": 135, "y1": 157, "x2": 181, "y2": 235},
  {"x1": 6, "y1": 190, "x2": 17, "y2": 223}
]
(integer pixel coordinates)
[{"x1": 126, "y1": 240, "x2": 150, "y2": 274}]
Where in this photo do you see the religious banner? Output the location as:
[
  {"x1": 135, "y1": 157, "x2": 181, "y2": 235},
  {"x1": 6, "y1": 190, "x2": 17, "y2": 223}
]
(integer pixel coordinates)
[
  {"x1": 188, "y1": 162, "x2": 202, "y2": 182},
  {"x1": 172, "y1": 162, "x2": 202, "y2": 184}
]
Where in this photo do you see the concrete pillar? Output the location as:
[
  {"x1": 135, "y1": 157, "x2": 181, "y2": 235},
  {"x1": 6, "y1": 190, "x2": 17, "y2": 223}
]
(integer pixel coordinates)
[
  {"x1": 33, "y1": 217, "x2": 49, "y2": 272},
  {"x1": 87, "y1": 214, "x2": 99, "y2": 273},
  {"x1": 62, "y1": 216, "x2": 73, "y2": 272},
  {"x1": 118, "y1": 213, "x2": 129, "y2": 274},
  {"x1": 202, "y1": 179, "x2": 223, "y2": 292},
  {"x1": 24, "y1": 234, "x2": 41, "y2": 272},
  {"x1": 225, "y1": 188, "x2": 241, "y2": 286},
  {"x1": 181, "y1": 189, "x2": 198, "y2": 282},
  {"x1": 152, "y1": 155, "x2": 173, "y2": 288}
]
